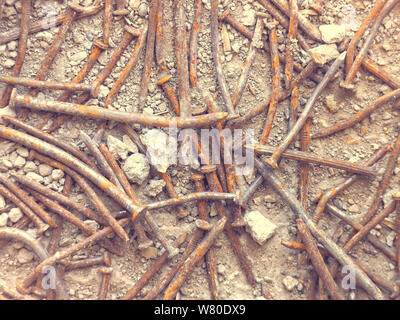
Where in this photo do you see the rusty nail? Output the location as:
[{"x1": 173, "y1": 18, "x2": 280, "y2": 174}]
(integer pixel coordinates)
[{"x1": 189, "y1": 0, "x2": 203, "y2": 87}]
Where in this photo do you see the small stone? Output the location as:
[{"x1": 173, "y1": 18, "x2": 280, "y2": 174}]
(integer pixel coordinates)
[
  {"x1": 244, "y1": 211, "x2": 277, "y2": 245},
  {"x1": 324, "y1": 94, "x2": 337, "y2": 113},
  {"x1": 0, "y1": 195, "x2": 5, "y2": 209},
  {"x1": 70, "y1": 51, "x2": 87, "y2": 66},
  {"x1": 38, "y1": 164, "x2": 53, "y2": 176},
  {"x1": 23, "y1": 161, "x2": 37, "y2": 173},
  {"x1": 309, "y1": 44, "x2": 340, "y2": 65},
  {"x1": 146, "y1": 179, "x2": 166, "y2": 197},
  {"x1": 26, "y1": 172, "x2": 44, "y2": 183},
  {"x1": 282, "y1": 276, "x2": 299, "y2": 292},
  {"x1": 0, "y1": 213, "x2": 8, "y2": 227},
  {"x1": 319, "y1": 24, "x2": 346, "y2": 43},
  {"x1": 348, "y1": 204, "x2": 359, "y2": 213},
  {"x1": 138, "y1": 2, "x2": 149, "y2": 17},
  {"x1": 217, "y1": 264, "x2": 226, "y2": 275},
  {"x1": 141, "y1": 246, "x2": 157, "y2": 259},
  {"x1": 241, "y1": 8, "x2": 256, "y2": 26},
  {"x1": 386, "y1": 231, "x2": 396, "y2": 247},
  {"x1": 13, "y1": 156, "x2": 26, "y2": 169},
  {"x1": 16, "y1": 248, "x2": 34, "y2": 264},
  {"x1": 107, "y1": 135, "x2": 130, "y2": 160},
  {"x1": 122, "y1": 135, "x2": 138, "y2": 154},
  {"x1": 3, "y1": 59, "x2": 15, "y2": 69},
  {"x1": 141, "y1": 129, "x2": 174, "y2": 173},
  {"x1": 8, "y1": 207, "x2": 23, "y2": 223},
  {"x1": 122, "y1": 153, "x2": 150, "y2": 184},
  {"x1": 264, "y1": 195, "x2": 276, "y2": 203},
  {"x1": 83, "y1": 220, "x2": 99, "y2": 233},
  {"x1": 51, "y1": 169, "x2": 64, "y2": 181},
  {"x1": 16, "y1": 147, "x2": 28, "y2": 158}
]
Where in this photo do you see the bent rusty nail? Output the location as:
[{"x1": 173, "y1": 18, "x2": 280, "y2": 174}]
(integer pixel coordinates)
[
  {"x1": 29, "y1": 151, "x2": 130, "y2": 243},
  {"x1": 174, "y1": 0, "x2": 192, "y2": 117},
  {"x1": 345, "y1": 0, "x2": 385, "y2": 75},
  {"x1": 254, "y1": 158, "x2": 384, "y2": 299},
  {"x1": 0, "y1": 5, "x2": 103, "y2": 46},
  {"x1": 104, "y1": 24, "x2": 148, "y2": 108},
  {"x1": 20, "y1": 218, "x2": 129, "y2": 291},
  {"x1": 231, "y1": 18, "x2": 264, "y2": 108},
  {"x1": 0, "y1": 278, "x2": 36, "y2": 300},
  {"x1": 312, "y1": 88, "x2": 400, "y2": 139},
  {"x1": 12, "y1": 173, "x2": 107, "y2": 226},
  {"x1": 137, "y1": 0, "x2": 159, "y2": 111},
  {"x1": 0, "y1": 76, "x2": 94, "y2": 95},
  {"x1": 189, "y1": 0, "x2": 203, "y2": 87},
  {"x1": 211, "y1": 0, "x2": 235, "y2": 115},
  {"x1": 284, "y1": 0, "x2": 299, "y2": 89},
  {"x1": 0, "y1": 0, "x2": 31, "y2": 109},
  {"x1": 342, "y1": 0, "x2": 400, "y2": 89},
  {"x1": 98, "y1": 253, "x2": 112, "y2": 300},
  {"x1": 296, "y1": 219, "x2": 345, "y2": 300},
  {"x1": 97, "y1": 143, "x2": 153, "y2": 250},
  {"x1": 265, "y1": 51, "x2": 346, "y2": 168},
  {"x1": 250, "y1": 144, "x2": 376, "y2": 176},
  {"x1": 259, "y1": 25, "x2": 281, "y2": 145},
  {"x1": 163, "y1": 217, "x2": 227, "y2": 300},
  {"x1": 157, "y1": 72, "x2": 181, "y2": 115},
  {"x1": 0, "y1": 183, "x2": 48, "y2": 234},
  {"x1": 9, "y1": 89, "x2": 228, "y2": 128},
  {"x1": 255, "y1": 0, "x2": 311, "y2": 51},
  {"x1": 0, "y1": 175, "x2": 57, "y2": 228},
  {"x1": 2, "y1": 116, "x2": 97, "y2": 168},
  {"x1": 122, "y1": 232, "x2": 188, "y2": 300},
  {"x1": 313, "y1": 143, "x2": 391, "y2": 223},
  {"x1": 0, "y1": 227, "x2": 67, "y2": 299},
  {"x1": 361, "y1": 136, "x2": 400, "y2": 225}
]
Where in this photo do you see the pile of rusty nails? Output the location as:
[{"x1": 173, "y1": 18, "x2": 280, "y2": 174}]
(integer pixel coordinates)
[{"x1": 0, "y1": 0, "x2": 400, "y2": 300}]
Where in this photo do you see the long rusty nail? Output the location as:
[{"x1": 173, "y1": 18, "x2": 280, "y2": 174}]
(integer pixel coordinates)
[
  {"x1": 284, "y1": 0, "x2": 299, "y2": 90},
  {"x1": 299, "y1": 116, "x2": 311, "y2": 209},
  {"x1": 163, "y1": 217, "x2": 227, "y2": 300},
  {"x1": 0, "y1": 183, "x2": 48, "y2": 234},
  {"x1": 97, "y1": 143, "x2": 153, "y2": 250},
  {"x1": 361, "y1": 136, "x2": 400, "y2": 225},
  {"x1": 191, "y1": 173, "x2": 219, "y2": 299},
  {"x1": 253, "y1": 157, "x2": 384, "y2": 299},
  {"x1": 341, "y1": 0, "x2": 400, "y2": 89},
  {"x1": 0, "y1": 175, "x2": 57, "y2": 228},
  {"x1": 265, "y1": 52, "x2": 346, "y2": 168},
  {"x1": 2, "y1": 116, "x2": 97, "y2": 168},
  {"x1": 98, "y1": 252, "x2": 112, "y2": 300},
  {"x1": 189, "y1": 0, "x2": 203, "y2": 87},
  {"x1": 20, "y1": 218, "x2": 129, "y2": 292},
  {"x1": 155, "y1": 0, "x2": 166, "y2": 70},
  {"x1": 313, "y1": 143, "x2": 391, "y2": 223},
  {"x1": 9, "y1": 89, "x2": 228, "y2": 128},
  {"x1": 0, "y1": 76, "x2": 94, "y2": 95},
  {"x1": 174, "y1": 0, "x2": 192, "y2": 117},
  {"x1": 104, "y1": 24, "x2": 148, "y2": 108},
  {"x1": 296, "y1": 219, "x2": 345, "y2": 300},
  {"x1": 64, "y1": 255, "x2": 105, "y2": 272},
  {"x1": 250, "y1": 144, "x2": 377, "y2": 176},
  {"x1": 102, "y1": 0, "x2": 113, "y2": 47},
  {"x1": 0, "y1": 227, "x2": 66, "y2": 299},
  {"x1": 211, "y1": 0, "x2": 235, "y2": 115},
  {"x1": 231, "y1": 18, "x2": 264, "y2": 108},
  {"x1": 0, "y1": 5, "x2": 103, "y2": 46},
  {"x1": 137, "y1": 0, "x2": 159, "y2": 111},
  {"x1": 12, "y1": 173, "x2": 107, "y2": 226},
  {"x1": 392, "y1": 192, "x2": 400, "y2": 275},
  {"x1": 259, "y1": 24, "x2": 280, "y2": 145},
  {"x1": 0, "y1": 0, "x2": 31, "y2": 109},
  {"x1": 122, "y1": 232, "x2": 188, "y2": 300},
  {"x1": 312, "y1": 88, "x2": 400, "y2": 139},
  {"x1": 256, "y1": 0, "x2": 311, "y2": 51},
  {"x1": 345, "y1": 0, "x2": 385, "y2": 75}
]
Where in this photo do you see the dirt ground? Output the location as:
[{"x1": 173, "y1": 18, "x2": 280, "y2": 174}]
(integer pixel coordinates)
[{"x1": 0, "y1": 0, "x2": 400, "y2": 300}]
